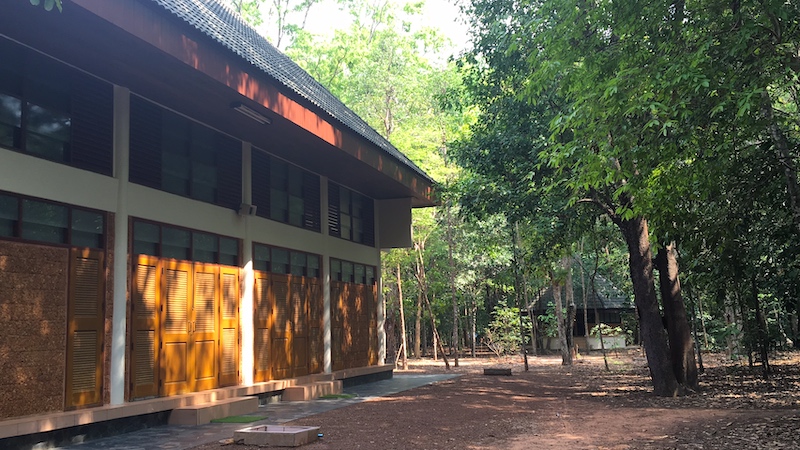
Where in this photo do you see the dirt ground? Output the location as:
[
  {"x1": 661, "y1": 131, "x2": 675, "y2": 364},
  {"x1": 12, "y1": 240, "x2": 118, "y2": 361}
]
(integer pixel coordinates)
[{"x1": 193, "y1": 350, "x2": 800, "y2": 449}]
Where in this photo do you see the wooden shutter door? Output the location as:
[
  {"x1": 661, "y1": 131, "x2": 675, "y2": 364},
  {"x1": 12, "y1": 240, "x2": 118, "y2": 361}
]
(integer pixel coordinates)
[
  {"x1": 308, "y1": 281, "x2": 323, "y2": 374},
  {"x1": 253, "y1": 272, "x2": 271, "y2": 382},
  {"x1": 219, "y1": 267, "x2": 239, "y2": 387},
  {"x1": 160, "y1": 261, "x2": 192, "y2": 396},
  {"x1": 192, "y1": 264, "x2": 219, "y2": 392},
  {"x1": 271, "y1": 275, "x2": 292, "y2": 379},
  {"x1": 330, "y1": 282, "x2": 345, "y2": 371},
  {"x1": 131, "y1": 255, "x2": 160, "y2": 399},
  {"x1": 291, "y1": 280, "x2": 309, "y2": 377},
  {"x1": 368, "y1": 284, "x2": 378, "y2": 365},
  {"x1": 66, "y1": 248, "x2": 104, "y2": 408}
]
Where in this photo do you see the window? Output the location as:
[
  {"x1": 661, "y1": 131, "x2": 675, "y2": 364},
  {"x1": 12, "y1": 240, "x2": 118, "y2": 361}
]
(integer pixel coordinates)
[
  {"x1": 252, "y1": 243, "x2": 321, "y2": 278},
  {"x1": 328, "y1": 182, "x2": 374, "y2": 246},
  {"x1": 251, "y1": 149, "x2": 320, "y2": 231},
  {"x1": 0, "y1": 38, "x2": 113, "y2": 175},
  {"x1": 0, "y1": 191, "x2": 105, "y2": 248},
  {"x1": 330, "y1": 258, "x2": 375, "y2": 285},
  {"x1": 131, "y1": 219, "x2": 240, "y2": 265},
  {"x1": 129, "y1": 97, "x2": 241, "y2": 210}
]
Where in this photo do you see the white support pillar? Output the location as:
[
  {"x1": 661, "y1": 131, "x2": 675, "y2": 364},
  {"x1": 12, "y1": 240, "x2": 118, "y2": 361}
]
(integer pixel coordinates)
[
  {"x1": 241, "y1": 142, "x2": 255, "y2": 385},
  {"x1": 110, "y1": 85, "x2": 130, "y2": 405},
  {"x1": 321, "y1": 178, "x2": 332, "y2": 373},
  {"x1": 376, "y1": 209, "x2": 386, "y2": 365}
]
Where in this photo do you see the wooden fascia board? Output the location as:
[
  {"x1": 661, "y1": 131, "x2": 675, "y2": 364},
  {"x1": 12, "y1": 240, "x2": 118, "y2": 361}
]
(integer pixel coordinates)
[{"x1": 71, "y1": 0, "x2": 434, "y2": 205}]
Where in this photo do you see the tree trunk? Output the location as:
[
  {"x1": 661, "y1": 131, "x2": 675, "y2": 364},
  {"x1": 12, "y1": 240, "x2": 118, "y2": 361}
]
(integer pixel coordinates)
[
  {"x1": 654, "y1": 243, "x2": 698, "y2": 391},
  {"x1": 424, "y1": 293, "x2": 449, "y2": 369},
  {"x1": 564, "y1": 257, "x2": 576, "y2": 360},
  {"x1": 552, "y1": 274, "x2": 571, "y2": 365},
  {"x1": 397, "y1": 264, "x2": 408, "y2": 370},
  {"x1": 446, "y1": 204, "x2": 459, "y2": 367},
  {"x1": 618, "y1": 216, "x2": 679, "y2": 396}
]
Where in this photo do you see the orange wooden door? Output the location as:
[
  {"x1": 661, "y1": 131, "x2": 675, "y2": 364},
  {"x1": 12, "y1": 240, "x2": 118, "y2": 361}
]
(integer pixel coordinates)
[
  {"x1": 271, "y1": 275, "x2": 292, "y2": 379},
  {"x1": 253, "y1": 271, "x2": 271, "y2": 382},
  {"x1": 131, "y1": 255, "x2": 160, "y2": 399},
  {"x1": 219, "y1": 267, "x2": 239, "y2": 387},
  {"x1": 192, "y1": 263, "x2": 219, "y2": 392},
  {"x1": 160, "y1": 260, "x2": 192, "y2": 396},
  {"x1": 291, "y1": 279, "x2": 309, "y2": 377},
  {"x1": 65, "y1": 248, "x2": 105, "y2": 408}
]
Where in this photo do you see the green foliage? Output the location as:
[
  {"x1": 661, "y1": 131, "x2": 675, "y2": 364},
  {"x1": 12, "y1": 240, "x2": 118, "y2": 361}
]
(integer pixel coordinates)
[
  {"x1": 484, "y1": 301, "x2": 531, "y2": 355},
  {"x1": 29, "y1": 0, "x2": 61, "y2": 12}
]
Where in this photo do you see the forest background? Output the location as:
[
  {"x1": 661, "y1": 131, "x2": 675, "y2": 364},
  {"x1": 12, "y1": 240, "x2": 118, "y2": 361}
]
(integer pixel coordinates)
[{"x1": 144, "y1": 0, "x2": 799, "y2": 396}]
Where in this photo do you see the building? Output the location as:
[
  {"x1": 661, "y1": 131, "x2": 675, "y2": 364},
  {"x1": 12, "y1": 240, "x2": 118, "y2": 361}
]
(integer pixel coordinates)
[
  {"x1": 0, "y1": 0, "x2": 435, "y2": 442},
  {"x1": 530, "y1": 274, "x2": 635, "y2": 351}
]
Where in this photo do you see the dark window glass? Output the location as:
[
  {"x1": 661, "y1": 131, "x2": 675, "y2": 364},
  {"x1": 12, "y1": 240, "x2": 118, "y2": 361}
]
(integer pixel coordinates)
[
  {"x1": 0, "y1": 194, "x2": 19, "y2": 237},
  {"x1": 253, "y1": 244, "x2": 270, "y2": 272},
  {"x1": 290, "y1": 251, "x2": 306, "y2": 276},
  {"x1": 162, "y1": 227, "x2": 190, "y2": 260},
  {"x1": 0, "y1": 93, "x2": 22, "y2": 149},
  {"x1": 272, "y1": 248, "x2": 288, "y2": 274},
  {"x1": 26, "y1": 103, "x2": 71, "y2": 161},
  {"x1": 342, "y1": 261, "x2": 354, "y2": 283},
  {"x1": 219, "y1": 237, "x2": 238, "y2": 266},
  {"x1": 192, "y1": 231, "x2": 217, "y2": 263},
  {"x1": 133, "y1": 221, "x2": 160, "y2": 256},
  {"x1": 355, "y1": 264, "x2": 365, "y2": 285},
  {"x1": 308, "y1": 255, "x2": 320, "y2": 279},
  {"x1": 270, "y1": 159, "x2": 288, "y2": 222},
  {"x1": 71, "y1": 209, "x2": 103, "y2": 248},
  {"x1": 331, "y1": 259, "x2": 341, "y2": 281},
  {"x1": 21, "y1": 199, "x2": 67, "y2": 244},
  {"x1": 366, "y1": 266, "x2": 375, "y2": 286}
]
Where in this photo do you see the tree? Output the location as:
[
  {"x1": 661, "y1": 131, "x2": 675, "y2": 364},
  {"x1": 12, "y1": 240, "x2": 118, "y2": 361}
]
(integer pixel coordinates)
[{"x1": 29, "y1": 0, "x2": 61, "y2": 11}]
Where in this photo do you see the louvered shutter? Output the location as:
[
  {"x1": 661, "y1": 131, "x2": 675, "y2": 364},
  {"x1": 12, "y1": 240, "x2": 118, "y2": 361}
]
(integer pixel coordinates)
[
  {"x1": 215, "y1": 135, "x2": 242, "y2": 210},
  {"x1": 327, "y1": 181, "x2": 340, "y2": 237},
  {"x1": 303, "y1": 172, "x2": 321, "y2": 232},
  {"x1": 70, "y1": 76, "x2": 113, "y2": 175},
  {"x1": 66, "y1": 248, "x2": 105, "y2": 408},
  {"x1": 219, "y1": 267, "x2": 239, "y2": 386},
  {"x1": 131, "y1": 255, "x2": 160, "y2": 399},
  {"x1": 129, "y1": 96, "x2": 162, "y2": 189},
  {"x1": 253, "y1": 272, "x2": 271, "y2": 381}
]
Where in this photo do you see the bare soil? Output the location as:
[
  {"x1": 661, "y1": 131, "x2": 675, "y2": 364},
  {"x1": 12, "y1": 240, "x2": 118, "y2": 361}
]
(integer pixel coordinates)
[{"x1": 193, "y1": 350, "x2": 800, "y2": 449}]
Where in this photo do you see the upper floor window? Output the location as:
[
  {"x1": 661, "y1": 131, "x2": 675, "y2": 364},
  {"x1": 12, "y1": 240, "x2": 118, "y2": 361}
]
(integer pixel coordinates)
[
  {"x1": 0, "y1": 191, "x2": 104, "y2": 249},
  {"x1": 129, "y1": 96, "x2": 241, "y2": 210},
  {"x1": 252, "y1": 150, "x2": 320, "y2": 231},
  {"x1": 0, "y1": 38, "x2": 113, "y2": 175},
  {"x1": 328, "y1": 182, "x2": 374, "y2": 246},
  {"x1": 253, "y1": 243, "x2": 320, "y2": 278},
  {"x1": 132, "y1": 219, "x2": 240, "y2": 265}
]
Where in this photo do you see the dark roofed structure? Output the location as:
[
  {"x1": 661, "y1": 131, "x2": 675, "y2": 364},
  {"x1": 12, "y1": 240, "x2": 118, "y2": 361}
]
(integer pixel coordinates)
[{"x1": 531, "y1": 274, "x2": 633, "y2": 312}]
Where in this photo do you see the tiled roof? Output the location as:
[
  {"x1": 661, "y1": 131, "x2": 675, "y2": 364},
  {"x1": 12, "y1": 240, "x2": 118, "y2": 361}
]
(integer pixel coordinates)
[
  {"x1": 531, "y1": 274, "x2": 634, "y2": 311},
  {"x1": 148, "y1": 0, "x2": 433, "y2": 183}
]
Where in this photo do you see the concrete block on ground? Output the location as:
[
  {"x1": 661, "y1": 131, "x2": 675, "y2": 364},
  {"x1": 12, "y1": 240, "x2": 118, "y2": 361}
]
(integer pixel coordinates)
[
  {"x1": 483, "y1": 368, "x2": 512, "y2": 376},
  {"x1": 168, "y1": 396, "x2": 258, "y2": 426},
  {"x1": 281, "y1": 380, "x2": 343, "y2": 402},
  {"x1": 234, "y1": 425, "x2": 320, "y2": 447}
]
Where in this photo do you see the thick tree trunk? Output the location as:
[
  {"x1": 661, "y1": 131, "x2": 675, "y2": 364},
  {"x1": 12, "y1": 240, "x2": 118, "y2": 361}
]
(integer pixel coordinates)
[
  {"x1": 446, "y1": 205, "x2": 459, "y2": 367},
  {"x1": 618, "y1": 216, "x2": 679, "y2": 396},
  {"x1": 552, "y1": 275, "x2": 571, "y2": 365},
  {"x1": 654, "y1": 243, "x2": 698, "y2": 391}
]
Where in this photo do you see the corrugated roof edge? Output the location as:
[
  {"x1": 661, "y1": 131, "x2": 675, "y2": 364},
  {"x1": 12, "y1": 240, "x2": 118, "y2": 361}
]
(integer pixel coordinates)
[{"x1": 147, "y1": 0, "x2": 434, "y2": 185}]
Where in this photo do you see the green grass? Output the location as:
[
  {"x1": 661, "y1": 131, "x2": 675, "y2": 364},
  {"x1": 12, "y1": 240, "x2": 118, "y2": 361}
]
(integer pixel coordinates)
[
  {"x1": 318, "y1": 393, "x2": 356, "y2": 400},
  {"x1": 210, "y1": 415, "x2": 268, "y2": 423}
]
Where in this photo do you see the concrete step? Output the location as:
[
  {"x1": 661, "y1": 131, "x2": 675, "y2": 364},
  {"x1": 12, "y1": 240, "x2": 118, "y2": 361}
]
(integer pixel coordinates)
[
  {"x1": 168, "y1": 396, "x2": 259, "y2": 425},
  {"x1": 281, "y1": 380, "x2": 343, "y2": 402}
]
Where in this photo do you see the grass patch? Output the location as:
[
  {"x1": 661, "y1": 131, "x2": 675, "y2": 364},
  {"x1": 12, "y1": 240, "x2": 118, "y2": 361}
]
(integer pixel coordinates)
[
  {"x1": 319, "y1": 393, "x2": 356, "y2": 400},
  {"x1": 210, "y1": 415, "x2": 267, "y2": 423}
]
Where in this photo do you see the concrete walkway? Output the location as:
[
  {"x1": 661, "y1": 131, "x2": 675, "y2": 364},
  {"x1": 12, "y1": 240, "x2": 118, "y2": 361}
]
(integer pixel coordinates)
[{"x1": 56, "y1": 374, "x2": 458, "y2": 450}]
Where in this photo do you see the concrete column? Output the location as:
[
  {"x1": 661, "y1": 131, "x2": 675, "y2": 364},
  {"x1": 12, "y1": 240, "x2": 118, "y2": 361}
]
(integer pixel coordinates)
[
  {"x1": 110, "y1": 85, "x2": 130, "y2": 405},
  {"x1": 321, "y1": 178, "x2": 332, "y2": 373},
  {"x1": 240, "y1": 142, "x2": 254, "y2": 385},
  {"x1": 376, "y1": 206, "x2": 386, "y2": 365}
]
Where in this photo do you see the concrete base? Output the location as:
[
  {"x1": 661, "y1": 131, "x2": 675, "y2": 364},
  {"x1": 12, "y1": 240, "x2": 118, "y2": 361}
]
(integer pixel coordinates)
[
  {"x1": 484, "y1": 368, "x2": 512, "y2": 376},
  {"x1": 234, "y1": 425, "x2": 320, "y2": 447},
  {"x1": 168, "y1": 397, "x2": 258, "y2": 426},
  {"x1": 282, "y1": 380, "x2": 342, "y2": 402}
]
